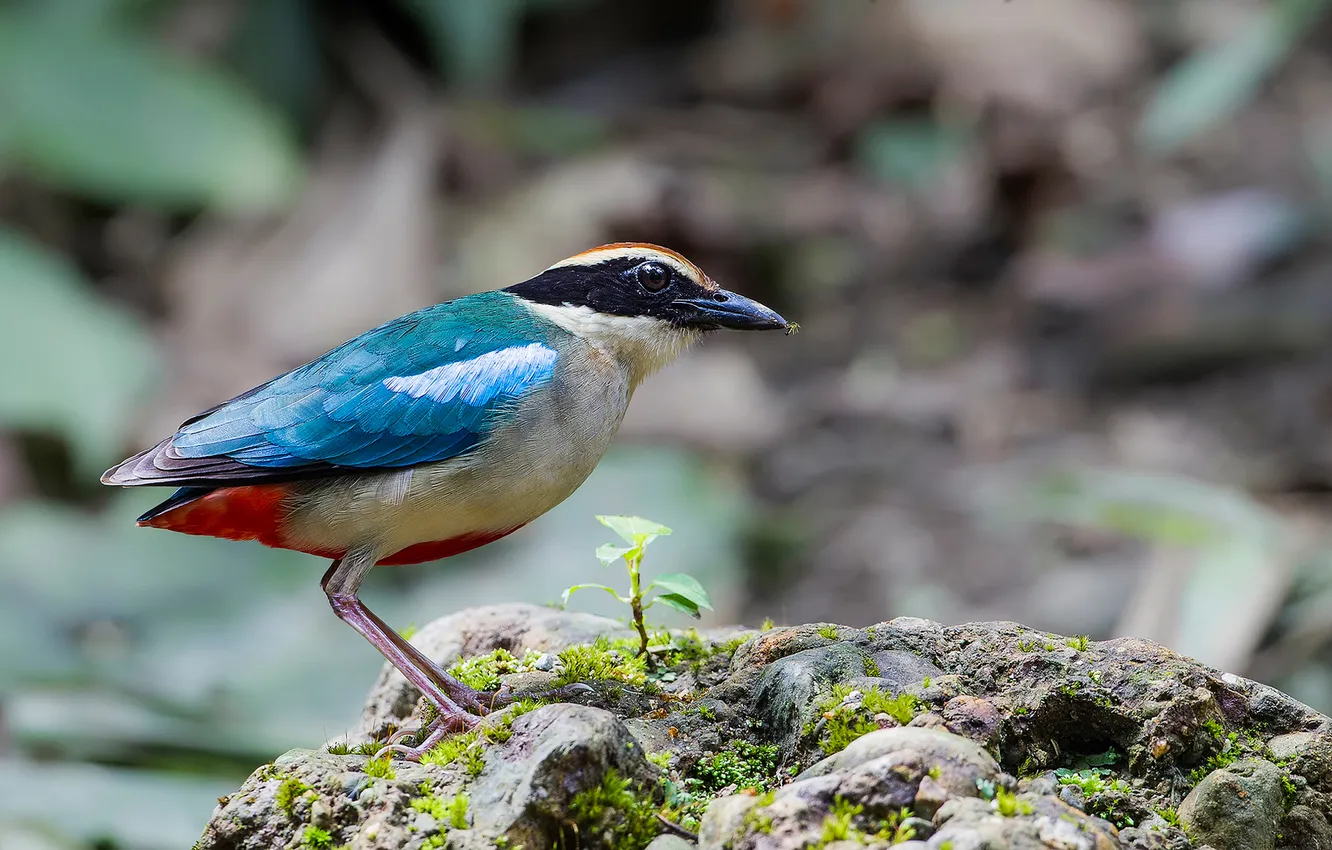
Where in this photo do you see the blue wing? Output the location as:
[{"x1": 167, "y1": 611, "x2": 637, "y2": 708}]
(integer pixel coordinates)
[{"x1": 105, "y1": 293, "x2": 558, "y2": 486}]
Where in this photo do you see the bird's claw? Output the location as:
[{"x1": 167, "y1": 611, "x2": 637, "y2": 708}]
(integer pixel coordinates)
[{"x1": 381, "y1": 710, "x2": 481, "y2": 761}]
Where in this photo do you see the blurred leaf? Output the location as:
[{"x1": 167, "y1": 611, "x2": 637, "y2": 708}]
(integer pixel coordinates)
[
  {"x1": 856, "y1": 119, "x2": 969, "y2": 190},
  {"x1": 230, "y1": 0, "x2": 323, "y2": 126},
  {"x1": 0, "y1": 228, "x2": 158, "y2": 474},
  {"x1": 653, "y1": 593, "x2": 701, "y2": 619},
  {"x1": 0, "y1": 12, "x2": 301, "y2": 210},
  {"x1": 595, "y1": 543, "x2": 632, "y2": 566},
  {"x1": 560, "y1": 582, "x2": 624, "y2": 606},
  {"x1": 1012, "y1": 467, "x2": 1276, "y2": 548},
  {"x1": 1138, "y1": 0, "x2": 1332, "y2": 155},
  {"x1": 403, "y1": 0, "x2": 523, "y2": 90},
  {"x1": 649, "y1": 572, "x2": 713, "y2": 611},
  {"x1": 597, "y1": 515, "x2": 672, "y2": 547}
]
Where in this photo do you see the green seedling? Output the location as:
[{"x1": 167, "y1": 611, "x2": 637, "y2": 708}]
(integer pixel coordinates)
[{"x1": 562, "y1": 516, "x2": 713, "y2": 666}]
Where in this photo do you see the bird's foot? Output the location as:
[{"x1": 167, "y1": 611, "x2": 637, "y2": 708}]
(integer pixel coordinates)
[
  {"x1": 377, "y1": 683, "x2": 596, "y2": 761},
  {"x1": 381, "y1": 709, "x2": 480, "y2": 761}
]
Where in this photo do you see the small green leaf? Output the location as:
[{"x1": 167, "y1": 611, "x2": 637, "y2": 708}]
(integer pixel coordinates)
[
  {"x1": 653, "y1": 593, "x2": 701, "y2": 619},
  {"x1": 595, "y1": 543, "x2": 633, "y2": 567},
  {"x1": 596, "y1": 515, "x2": 672, "y2": 546},
  {"x1": 649, "y1": 573, "x2": 713, "y2": 611},
  {"x1": 561, "y1": 583, "x2": 626, "y2": 607}
]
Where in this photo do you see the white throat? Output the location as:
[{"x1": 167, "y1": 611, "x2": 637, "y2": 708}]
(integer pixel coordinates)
[{"x1": 522, "y1": 301, "x2": 701, "y2": 386}]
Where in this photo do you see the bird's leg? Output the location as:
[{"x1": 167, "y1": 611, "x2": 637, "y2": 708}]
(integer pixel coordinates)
[
  {"x1": 321, "y1": 555, "x2": 481, "y2": 753},
  {"x1": 348, "y1": 598, "x2": 487, "y2": 714}
]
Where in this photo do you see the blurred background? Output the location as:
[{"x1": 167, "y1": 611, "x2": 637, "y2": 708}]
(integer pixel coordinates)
[{"x1": 4, "y1": 0, "x2": 1332, "y2": 845}]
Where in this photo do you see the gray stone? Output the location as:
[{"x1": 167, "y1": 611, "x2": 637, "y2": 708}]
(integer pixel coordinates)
[
  {"x1": 930, "y1": 795, "x2": 1118, "y2": 850},
  {"x1": 1267, "y1": 731, "x2": 1318, "y2": 762},
  {"x1": 798, "y1": 726, "x2": 1001, "y2": 800},
  {"x1": 1280, "y1": 804, "x2": 1332, "y2": 850},
  {"x1": 1179, "y1": 758, "x2": 1285, "y2": 850},
  {"x1": 749, "y1": 641, "x2": 877, "y2": 748},
  {"x1": 867, "y1": 649, "x2": 944, "y2": 691},
  {"x1": 470, "y1": 703, "x2": 660, "y2": 848},
  {"x1": 697, "y1": 795, "x2": 758, "y2": 850},
  {"x1": 645, "y1": 835, "x2": 697, "y2": 850}
]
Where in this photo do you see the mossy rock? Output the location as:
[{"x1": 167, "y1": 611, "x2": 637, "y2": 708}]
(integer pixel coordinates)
[{"x1": 194, "y1": 604, "x2": 1332, "y2": 850}]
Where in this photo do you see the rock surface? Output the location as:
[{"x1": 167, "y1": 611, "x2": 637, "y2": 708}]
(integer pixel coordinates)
[{"x1": 195, "y1": 605, "x2": 1332, "y2": 850}]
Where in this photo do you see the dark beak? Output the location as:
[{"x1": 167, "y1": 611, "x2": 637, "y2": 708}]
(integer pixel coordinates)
[{"x1": 673, "y1": 289, "x2": 789, "y2": 331}]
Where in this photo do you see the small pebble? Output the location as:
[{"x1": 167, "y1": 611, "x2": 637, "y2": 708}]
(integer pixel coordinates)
[{"x1": 532, "y1": 653, "x2": 556, "y2": 671}]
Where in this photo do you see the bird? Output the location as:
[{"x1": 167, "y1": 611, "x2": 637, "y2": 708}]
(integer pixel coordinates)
[{"x1": 102, "y1": 243, "x2": 790, "y2": 757}]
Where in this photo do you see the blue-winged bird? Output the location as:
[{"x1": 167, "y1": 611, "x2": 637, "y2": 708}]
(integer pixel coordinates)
[{"x1": 103, "y1": 243, "x2": 789, "y2": 757}]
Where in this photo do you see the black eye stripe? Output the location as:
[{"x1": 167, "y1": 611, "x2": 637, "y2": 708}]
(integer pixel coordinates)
[{"x1": 506, "y1": 254, "x2": 712, "y2": 324}]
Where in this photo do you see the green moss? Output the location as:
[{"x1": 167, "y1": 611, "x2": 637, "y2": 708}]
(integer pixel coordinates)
[
  {"x1": 421, "y1": 730, "x2": 486, "y2": 777},
  {"x1": 1281, "y1": 773, "x2": 1299, "y2": 810},
  {"x1": 276, "y1": 776, "x2": 311, "y2": 817},
  {"x1": 567, "y1": 770, "x2": 660, "y2": 850},
  {"x1": 1156, "y1": 807, "x2": 1181, "y2": 827},
  {"x1": 1187, "y1": 729, "x2": 1264, "y2": 785},
  {"x1": 481, "y1": 697, "x2": 547, "y2": 745},
  {"x1": 819, "y1": 797, "x2": 863, "y2": 843},
  {"x1": 363, "y1": 754, "x2": 395, "y2": 779},
  {"x1": 810, "y1": 684, "x2": 923, "y2": 755},
  {"x1": 1055, "y1": 768, "x2": 1135, "y2": 827},
  {"x1": 688, "y1": 741, "x2": 781, "y2": 794},
  {"x1": 862, "y1": 656, "x2": 880, "y2": 677},
  {"x1": 760, "y1": 617, "x2": 775, "y2": 630},
  {"x1": 325, "y1": 742, "x2": 352, "y2": 755},
  {"x1": 646, "y1": 750, "x2": 673, "y2": 770},
  {"x1": 448, "y1": 648, "x2": 545, "y2": 691},
  {"x1": 737, "y1": 789, "x2": 777, "y2": 836},
  {"x1": 807, "y1": 798, "x2": 915, "y2": 848},
  {"x1": 816, "y1": 624, "x2": 839, "y2": 640},
  {"x1": 555, "y1": 638, "x2": 648, "y2": 688},
  {"x1": 992, "y1": 787, "x2": 1032, "y2": 817},
  {"x1": 411, "y1": 788, "x2": 470, "y2": 830},
  {"x1": 1065, "y1": 635, "x2": 1089, "y2": 651},
  {"x1": 300, "y1": 825, "x2": 334, "y2": 850}
]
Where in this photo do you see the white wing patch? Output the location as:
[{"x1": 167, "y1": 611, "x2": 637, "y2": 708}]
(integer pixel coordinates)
[{"x1": 382, "y1": 343, "x2": 558, "y2": 406}]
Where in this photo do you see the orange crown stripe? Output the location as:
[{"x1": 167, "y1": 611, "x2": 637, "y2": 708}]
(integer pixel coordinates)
[{"x1": 553, "y1": 242, "x2": 715, "y2": 289}]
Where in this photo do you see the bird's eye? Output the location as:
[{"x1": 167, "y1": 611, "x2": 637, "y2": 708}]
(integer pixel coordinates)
[{"x1": 635, "y1": 262, "x2": 670, "y2": 292}]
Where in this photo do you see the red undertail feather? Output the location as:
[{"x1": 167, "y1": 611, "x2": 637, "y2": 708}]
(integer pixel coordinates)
[
  {"x1": 141, "y1": 485, "x2": 523, "y2": 565},
  {"x1": 139, "y1": 483, "x2": 320, "y2": 552}
]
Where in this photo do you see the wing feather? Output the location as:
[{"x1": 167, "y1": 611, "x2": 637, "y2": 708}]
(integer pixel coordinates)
[{"x1": 102, "y1": 293, "x2": 558, "y2": 487}]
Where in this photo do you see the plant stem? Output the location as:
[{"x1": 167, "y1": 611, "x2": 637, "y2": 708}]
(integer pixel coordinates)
[{"x1": 628, "y1": 553, "x2": 655, "y2": 670}]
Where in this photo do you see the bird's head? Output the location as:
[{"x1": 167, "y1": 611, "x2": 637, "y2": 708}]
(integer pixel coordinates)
[{"x1": 507, "y1": 243, "x2": 790, "y2": 383}]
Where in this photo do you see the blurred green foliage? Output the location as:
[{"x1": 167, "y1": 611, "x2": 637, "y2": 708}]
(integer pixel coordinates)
[
  {"x1": 0, "y1": 231, "x2": 158, "y2": 476},
  {"x1": 0, "y1": 3, "x2": 301, "y2": 210},
  {"x1": 1139, "y1": 0, "x2": 1332, "y2": 154}
]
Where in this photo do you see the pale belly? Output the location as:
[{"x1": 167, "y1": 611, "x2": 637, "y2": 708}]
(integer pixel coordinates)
[{"x1": 278, "y1": 356, "x2": 632, "y2": 560}]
